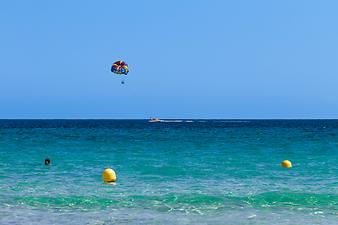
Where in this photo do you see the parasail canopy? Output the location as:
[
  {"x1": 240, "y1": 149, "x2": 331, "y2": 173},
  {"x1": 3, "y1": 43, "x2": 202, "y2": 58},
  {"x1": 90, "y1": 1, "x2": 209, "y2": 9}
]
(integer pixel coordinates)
[{"x1": 111, "y1": 60, "x2": 129, "y2": 75}]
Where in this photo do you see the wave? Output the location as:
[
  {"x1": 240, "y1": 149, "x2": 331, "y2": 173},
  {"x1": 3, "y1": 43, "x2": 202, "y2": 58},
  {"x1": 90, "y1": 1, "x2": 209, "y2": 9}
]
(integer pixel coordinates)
[
  {"x1": 5, "y1": 192, "x2": 337, "y2": 212},
  {"x1": 237, "y1": 192, "x2": 338, "y2": 209},
  {"x1": 219, "y1": 121, "x2": 250, "y2": 123}
]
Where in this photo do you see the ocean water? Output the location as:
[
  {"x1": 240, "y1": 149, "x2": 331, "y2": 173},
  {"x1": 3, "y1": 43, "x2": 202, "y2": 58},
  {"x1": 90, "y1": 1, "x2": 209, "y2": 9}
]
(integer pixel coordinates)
[{"x1": 0, "y1": 120, "x2": 337, "y2": 225}]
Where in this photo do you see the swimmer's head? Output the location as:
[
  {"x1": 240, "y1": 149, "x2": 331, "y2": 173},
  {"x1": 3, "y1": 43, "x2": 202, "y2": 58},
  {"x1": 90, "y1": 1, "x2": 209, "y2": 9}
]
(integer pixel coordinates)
[{"x1": 44, "y1": 158, "x2": 51, "y2": 165}]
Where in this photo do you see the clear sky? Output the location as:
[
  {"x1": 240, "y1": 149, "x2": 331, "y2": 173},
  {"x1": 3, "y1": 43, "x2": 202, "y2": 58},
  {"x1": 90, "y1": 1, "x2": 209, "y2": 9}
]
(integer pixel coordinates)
[{"x1": 1, "y1": 0, "x2": 338, "y2": 119}]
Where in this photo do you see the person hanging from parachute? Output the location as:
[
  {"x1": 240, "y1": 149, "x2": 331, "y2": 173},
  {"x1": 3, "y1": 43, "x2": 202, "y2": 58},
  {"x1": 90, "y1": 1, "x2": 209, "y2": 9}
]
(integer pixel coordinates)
[{"x1": 111, "y1": 60, "x2": 129, "y2": 84}]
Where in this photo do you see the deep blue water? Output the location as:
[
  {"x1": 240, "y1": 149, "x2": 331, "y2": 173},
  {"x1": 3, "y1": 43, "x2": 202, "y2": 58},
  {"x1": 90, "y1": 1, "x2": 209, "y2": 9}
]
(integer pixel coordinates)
[{"x1": 0, "y1": 120, "x2": 337, "y2": 224}]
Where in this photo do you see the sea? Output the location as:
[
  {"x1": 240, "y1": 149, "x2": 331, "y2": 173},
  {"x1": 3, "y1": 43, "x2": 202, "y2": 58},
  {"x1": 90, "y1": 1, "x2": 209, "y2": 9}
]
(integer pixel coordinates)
[{"x1": 0, "y1": 120, "x2": 337, "y2": 225}]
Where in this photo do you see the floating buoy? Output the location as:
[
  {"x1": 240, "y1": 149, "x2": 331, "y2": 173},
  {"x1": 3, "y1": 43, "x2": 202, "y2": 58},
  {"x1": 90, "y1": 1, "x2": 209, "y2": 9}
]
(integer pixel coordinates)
[
  {"x1": 281, "y1": 160, "x2": 292, "y2": 168},
  {"x1": 102, "y1": 168, "x2": 117, "y2": 182}
]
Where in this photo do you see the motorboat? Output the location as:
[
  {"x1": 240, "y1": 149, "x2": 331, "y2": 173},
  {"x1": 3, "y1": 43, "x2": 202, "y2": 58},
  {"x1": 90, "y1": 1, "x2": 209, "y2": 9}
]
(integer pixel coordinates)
[{"x1": 149, "y1": 118, "x2": 162, "y2": 123}]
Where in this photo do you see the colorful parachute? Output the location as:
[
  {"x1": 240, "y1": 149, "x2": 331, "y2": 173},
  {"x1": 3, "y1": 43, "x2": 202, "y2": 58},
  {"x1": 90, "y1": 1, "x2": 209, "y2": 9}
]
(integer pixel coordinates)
[{"x1": 111, "y1": 60, "x2": 129, "y2": 75}]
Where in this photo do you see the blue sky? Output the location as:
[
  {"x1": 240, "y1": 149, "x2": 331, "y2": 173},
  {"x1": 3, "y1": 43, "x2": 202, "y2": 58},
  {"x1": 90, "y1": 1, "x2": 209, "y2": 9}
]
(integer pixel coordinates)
[{"x1": 1, "y1": 0, "x2": 338, "y2": 119}]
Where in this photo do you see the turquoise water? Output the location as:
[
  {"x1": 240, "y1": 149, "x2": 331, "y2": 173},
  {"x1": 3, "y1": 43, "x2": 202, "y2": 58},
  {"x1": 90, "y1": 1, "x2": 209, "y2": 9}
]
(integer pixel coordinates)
[{"x1": 0, "y1": 120, "x2": 337, "y2": 224}]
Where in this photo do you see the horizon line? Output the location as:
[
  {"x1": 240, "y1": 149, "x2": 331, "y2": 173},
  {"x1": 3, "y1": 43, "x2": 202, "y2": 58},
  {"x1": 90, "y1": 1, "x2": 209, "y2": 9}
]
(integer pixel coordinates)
[{"x1": 0, "y1": 118, "x2": 338, "y2": 120}]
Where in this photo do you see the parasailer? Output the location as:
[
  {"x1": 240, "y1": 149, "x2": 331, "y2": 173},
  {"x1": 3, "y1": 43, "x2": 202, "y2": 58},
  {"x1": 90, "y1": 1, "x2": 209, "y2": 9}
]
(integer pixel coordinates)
[{"x1": 111, "y1": 60, "x2": 129, "y2": 84}]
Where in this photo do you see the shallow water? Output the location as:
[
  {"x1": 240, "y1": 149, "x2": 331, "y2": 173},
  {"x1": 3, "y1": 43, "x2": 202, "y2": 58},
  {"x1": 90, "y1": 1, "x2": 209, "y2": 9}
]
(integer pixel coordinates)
[{"x1": 0, "y1": 120, "x2": 337, "y2": 224}]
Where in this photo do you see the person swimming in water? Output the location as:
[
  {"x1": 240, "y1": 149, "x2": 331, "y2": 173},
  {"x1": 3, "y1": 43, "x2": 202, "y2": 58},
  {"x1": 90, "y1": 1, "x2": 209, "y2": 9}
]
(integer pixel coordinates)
[{"x1": 44, "y1": 158, "x2": 51, "y2": 165}]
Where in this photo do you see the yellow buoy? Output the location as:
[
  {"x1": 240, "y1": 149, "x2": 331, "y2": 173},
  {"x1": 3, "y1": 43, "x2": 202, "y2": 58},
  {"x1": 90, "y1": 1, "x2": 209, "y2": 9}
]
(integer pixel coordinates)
[
  {"x1": 102, "y1": 168, "x2": 117, "y2": 182},
  {"x1": 281, "y1": 160, "x2": 292, "y2": 168}
]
